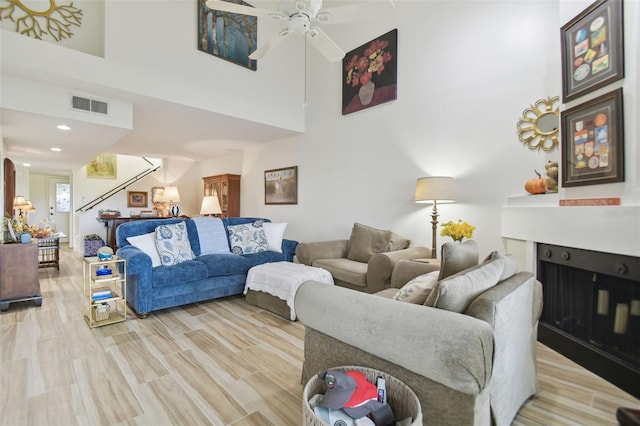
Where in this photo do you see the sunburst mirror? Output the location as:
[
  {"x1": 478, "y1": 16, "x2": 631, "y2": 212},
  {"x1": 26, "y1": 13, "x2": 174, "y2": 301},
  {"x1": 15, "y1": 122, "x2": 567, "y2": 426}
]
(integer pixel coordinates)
[{"x1": 516, "y1": 96, "x2": 560, "y2": 152}]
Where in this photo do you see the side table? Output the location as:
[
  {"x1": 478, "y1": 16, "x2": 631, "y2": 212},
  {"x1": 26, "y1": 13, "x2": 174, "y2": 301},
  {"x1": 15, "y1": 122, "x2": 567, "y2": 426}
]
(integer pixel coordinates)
[
  {"x1": 37, "y1": 236, "x2": 60, "y2": 270},
  {"x1": 391, "y1": 258, "x2": 441, "y2": 288}
]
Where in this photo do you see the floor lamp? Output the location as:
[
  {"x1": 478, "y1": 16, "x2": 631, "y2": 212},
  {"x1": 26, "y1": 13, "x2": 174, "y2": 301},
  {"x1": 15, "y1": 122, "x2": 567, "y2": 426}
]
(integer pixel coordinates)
[{"x1": 415, "y1": 176, "x2": 455, "y2": 259}]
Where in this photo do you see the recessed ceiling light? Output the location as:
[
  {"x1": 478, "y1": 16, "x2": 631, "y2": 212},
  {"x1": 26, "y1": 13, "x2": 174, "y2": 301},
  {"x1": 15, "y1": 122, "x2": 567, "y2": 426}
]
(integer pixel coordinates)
[
  {"x1": 51, "y1": 147, "x2": 62, "y2": 152},
  {"x1": 23, "y1": 163, "x2": 31, "y2": 167},
  {"x1": 57, "y1": 124, "x2": 71, "y2": 131}
]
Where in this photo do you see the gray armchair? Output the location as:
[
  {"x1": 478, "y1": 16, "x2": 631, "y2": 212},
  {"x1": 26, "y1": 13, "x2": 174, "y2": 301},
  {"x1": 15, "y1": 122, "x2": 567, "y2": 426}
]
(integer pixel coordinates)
[
  {"x1": 295, "y1": 242, "x2": 543, "y2": 425},
  {"x1": 295, "y1": 223, "x2": 430, "y2": 293}
]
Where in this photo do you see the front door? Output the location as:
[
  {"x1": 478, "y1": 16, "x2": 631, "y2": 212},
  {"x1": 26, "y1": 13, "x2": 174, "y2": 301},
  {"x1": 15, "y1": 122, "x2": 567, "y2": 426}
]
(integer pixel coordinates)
[{"x1": 48, "y1": 177, "x2": 70, "y2": 242}]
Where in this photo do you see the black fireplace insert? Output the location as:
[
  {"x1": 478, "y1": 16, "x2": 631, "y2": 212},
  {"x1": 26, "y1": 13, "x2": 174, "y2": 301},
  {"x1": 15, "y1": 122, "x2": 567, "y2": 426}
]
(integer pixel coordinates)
[{"x1": 537, "y1": 243, "x2": 639, "y2": 398}]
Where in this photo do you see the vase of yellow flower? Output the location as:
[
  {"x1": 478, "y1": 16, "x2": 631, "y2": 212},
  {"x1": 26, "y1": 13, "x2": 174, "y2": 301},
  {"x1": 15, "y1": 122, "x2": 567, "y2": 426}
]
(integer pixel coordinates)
[{"x1": 440, "y1": 220, "x2": 475, "y2": 242}]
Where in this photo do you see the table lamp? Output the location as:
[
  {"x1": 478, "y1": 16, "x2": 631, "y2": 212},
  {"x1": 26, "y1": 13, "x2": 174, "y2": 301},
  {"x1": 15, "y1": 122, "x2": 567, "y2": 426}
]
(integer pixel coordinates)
[
  {"x1": 200, "y1": 195, "x2": 222, "y2": 217},
  {"x1": 415, "y1": 176, "x2": 455, "y2": 259},
  {"x1": 161, "y1": 185, "x2": 181, "y2": 217}
]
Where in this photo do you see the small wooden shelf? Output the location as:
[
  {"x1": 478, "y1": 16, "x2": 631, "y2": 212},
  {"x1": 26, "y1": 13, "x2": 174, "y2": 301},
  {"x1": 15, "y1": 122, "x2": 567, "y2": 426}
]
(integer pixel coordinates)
[{"x1": 83, "y1": 256, "x2": 126, "y2": 328}]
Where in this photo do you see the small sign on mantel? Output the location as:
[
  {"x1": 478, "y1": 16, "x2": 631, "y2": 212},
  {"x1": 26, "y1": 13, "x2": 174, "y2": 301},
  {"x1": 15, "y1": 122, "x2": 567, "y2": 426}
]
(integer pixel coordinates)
[{"x1": 560, "y1": 197, "x2": 621, "y2": 206}]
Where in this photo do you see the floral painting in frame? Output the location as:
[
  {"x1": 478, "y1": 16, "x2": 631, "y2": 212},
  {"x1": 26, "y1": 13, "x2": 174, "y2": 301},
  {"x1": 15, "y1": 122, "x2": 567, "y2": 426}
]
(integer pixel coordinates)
[
  {"x1": 86, "y1": 153, "x2": 117, "y2": 179},
  {"x1": 197, "y1": 0, "x2": 257, "y2": 71},
  {"x1": 342, "y1": 29, "x2": 397, "y2": 115}
]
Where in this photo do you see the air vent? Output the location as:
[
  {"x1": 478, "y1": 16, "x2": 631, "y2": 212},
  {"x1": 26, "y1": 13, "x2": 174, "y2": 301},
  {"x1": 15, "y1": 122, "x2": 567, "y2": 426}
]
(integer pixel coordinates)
[
  {"x1": 71, "y1": 95, "x2": 109, "y2": 115},
  {"x1": 91, "y1": 99, "x2": 108, "y2": 115},
  {"x1": 72, "y1": 95, "x2": 91, "y2": 111}
]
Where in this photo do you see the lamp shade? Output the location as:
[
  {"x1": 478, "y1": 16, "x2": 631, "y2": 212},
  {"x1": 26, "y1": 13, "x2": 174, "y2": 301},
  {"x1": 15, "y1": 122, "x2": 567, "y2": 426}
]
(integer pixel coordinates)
[
  {"x1": 200, "y1": 195, "x2": 222, "y2": 216},
  {"x1": 161, "y1": 186, "x2": 181, "y2": 203},
  {"x1": 415, "y1": 177, "x2": 456, "y2": 204},
  {"x1": 13, "y1": 195, "x2": 29, "y2": 209}
]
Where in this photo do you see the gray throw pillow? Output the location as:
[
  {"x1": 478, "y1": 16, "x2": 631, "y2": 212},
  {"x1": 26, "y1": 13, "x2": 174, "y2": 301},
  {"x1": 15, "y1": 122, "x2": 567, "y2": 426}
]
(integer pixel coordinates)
[
  {"x1": 484, "y1": 251, "x2": 518, "y2": 281},
  {"x1": 437, "y1": 240, "x2": 479, "y2": 281},
  {"x1": 346, "y1": 223, "x2": 392, "y2": 263},
  {"x1": 428, "y1": 257, "x2": 506, "y2": 313},
  {"x1": 389, "y1": 232, "x2": 411, "y2": 251}
]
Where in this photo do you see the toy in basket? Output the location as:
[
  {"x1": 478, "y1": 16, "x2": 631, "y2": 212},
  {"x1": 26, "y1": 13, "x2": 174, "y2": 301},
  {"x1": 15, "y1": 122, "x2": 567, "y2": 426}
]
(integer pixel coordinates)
[{"x1": 303, "y1": 366, "x2": 422, "y2": 426}]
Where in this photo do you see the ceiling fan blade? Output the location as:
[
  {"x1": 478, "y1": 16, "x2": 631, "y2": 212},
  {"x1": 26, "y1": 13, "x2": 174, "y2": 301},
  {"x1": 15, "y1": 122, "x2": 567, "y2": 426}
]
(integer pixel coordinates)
[
  {"x1": 249, "y1": 29, "x2": 292, "y2": 59},
  {"x1": 205, "y1": 0, "x2": 272, "y2": 17},
  {"x1": 317, "y1": 0, "x2": 394, "y2": 25},
  {"x1": 306, "y1": 27, "x2": 345, "y2": 63}
]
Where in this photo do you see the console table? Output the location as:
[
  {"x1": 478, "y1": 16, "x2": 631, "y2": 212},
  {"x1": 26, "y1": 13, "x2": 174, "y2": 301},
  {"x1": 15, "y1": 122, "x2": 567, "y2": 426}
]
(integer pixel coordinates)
[
  {"x1": 0, "y1": 242, "x2": 42, "y2": 311},
  {"x1": 97, "y1": 216, "x2": 166, "y2": 250}
]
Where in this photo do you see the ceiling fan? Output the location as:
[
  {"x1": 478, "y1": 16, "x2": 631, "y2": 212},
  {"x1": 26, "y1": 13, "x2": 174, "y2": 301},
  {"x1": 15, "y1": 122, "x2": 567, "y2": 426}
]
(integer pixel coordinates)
[{"x1": 204, "y1": 0, "x2": 394, "y2": 62}]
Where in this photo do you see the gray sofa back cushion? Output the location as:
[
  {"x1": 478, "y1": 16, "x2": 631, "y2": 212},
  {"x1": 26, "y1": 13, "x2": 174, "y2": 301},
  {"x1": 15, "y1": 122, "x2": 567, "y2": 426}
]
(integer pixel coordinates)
[
  {"x1": 437, "y1": 240, "x2": 479, "y2": 281},
  {"x1": 346, "y1": 223, "x2": 392, "y2": 263}
]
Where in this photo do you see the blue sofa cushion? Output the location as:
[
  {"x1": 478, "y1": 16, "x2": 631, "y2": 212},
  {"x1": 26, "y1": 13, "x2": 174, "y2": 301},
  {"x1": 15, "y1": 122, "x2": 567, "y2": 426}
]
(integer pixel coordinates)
[
  {"x1": 196, "y1": 253, "x2": 254, "y2": 275},
  {"x1": 152, "y1": 260, "x2": 208, "y2": 287},
  {"x1": 242, "y1": 251, "x2": 288, "y2": 267}
]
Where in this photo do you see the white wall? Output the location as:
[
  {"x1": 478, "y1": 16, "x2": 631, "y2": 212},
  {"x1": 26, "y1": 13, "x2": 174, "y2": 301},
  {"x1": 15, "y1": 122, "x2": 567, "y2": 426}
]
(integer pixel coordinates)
[
  {"x1": 231, "y1": 0, "x2": 567, "y2": 258},
  {"x1": 212, "y1": 0, "x2": 639, "y2": 261}
]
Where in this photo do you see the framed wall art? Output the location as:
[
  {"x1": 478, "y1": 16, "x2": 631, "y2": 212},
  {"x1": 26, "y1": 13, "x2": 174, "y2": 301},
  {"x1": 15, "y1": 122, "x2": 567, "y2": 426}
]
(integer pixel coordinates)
[
  {"x1": 127, "y1": 191, "x2": 148, "y2": 208},
  {"x1": 561, "y1": 88, "x2": 624, "y2": 187},
  {"x1": 342, "y1": 29, "x2": 397, "y2": 115},
  {"x1": 560, "y1": 0, "x2": 624, "y2": 103},
  {"x1": 86, "y1": 153, "x2": 117, "y2": 179},
  {"x1": 265, "y1": 166, "x2": 297, "y2": 205},
  {"x1": 197, "y1": 0, "x2": 257, "y2": 71}
]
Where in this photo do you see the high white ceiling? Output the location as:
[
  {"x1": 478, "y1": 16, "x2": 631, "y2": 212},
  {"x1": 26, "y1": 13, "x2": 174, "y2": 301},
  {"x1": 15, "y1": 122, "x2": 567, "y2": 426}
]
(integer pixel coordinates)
[{"x1": 1, "y1": 89, "x2": 300, "y2": 175}]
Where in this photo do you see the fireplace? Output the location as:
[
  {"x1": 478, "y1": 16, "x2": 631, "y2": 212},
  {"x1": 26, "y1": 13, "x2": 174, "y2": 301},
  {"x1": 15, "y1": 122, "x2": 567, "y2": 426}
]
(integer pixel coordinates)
[{"x1": 536, "y1": 243, "x2": 640, "y2": 398}]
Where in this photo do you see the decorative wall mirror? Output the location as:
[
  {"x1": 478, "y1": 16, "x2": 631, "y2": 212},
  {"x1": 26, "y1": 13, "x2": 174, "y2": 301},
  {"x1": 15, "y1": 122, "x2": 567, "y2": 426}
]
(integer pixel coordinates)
[{"x1": 516, "y1": 96, "x2": 560, "y2": 152}]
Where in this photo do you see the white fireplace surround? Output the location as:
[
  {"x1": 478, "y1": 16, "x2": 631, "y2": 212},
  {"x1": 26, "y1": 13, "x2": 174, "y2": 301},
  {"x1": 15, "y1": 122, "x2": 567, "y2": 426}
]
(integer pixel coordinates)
[{"x1": 501, "y1": 195, "x2": 640, "y2": 273}]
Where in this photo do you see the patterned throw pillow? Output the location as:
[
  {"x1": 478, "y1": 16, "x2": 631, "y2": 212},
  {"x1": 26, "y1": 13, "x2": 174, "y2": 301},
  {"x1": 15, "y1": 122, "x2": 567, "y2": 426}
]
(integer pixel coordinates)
[
  {"x1": 227, "y1": 220, "x2": 269, "y2": 254},
  {"x1": 393, "y1": 271, "x2": 440, "y2": 304},
  {"x1": 155, "y1": 222, "x2": 195, "y2": 266}
]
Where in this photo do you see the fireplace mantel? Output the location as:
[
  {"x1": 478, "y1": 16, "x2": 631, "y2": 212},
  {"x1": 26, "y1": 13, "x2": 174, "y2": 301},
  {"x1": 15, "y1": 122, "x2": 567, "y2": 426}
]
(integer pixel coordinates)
[{"x1": 501, "y1": 195, "x2": 640, "y2": 265}]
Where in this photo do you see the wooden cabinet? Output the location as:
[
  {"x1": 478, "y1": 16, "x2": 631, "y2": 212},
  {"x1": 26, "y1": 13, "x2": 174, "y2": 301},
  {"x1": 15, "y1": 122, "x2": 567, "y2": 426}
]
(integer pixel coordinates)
[
  {"x1": 203, "y1": 174, "x2": 241, "y2": 218},
  {"x1": 0, "y1": 242, "x2": 42, "y2": 311}
]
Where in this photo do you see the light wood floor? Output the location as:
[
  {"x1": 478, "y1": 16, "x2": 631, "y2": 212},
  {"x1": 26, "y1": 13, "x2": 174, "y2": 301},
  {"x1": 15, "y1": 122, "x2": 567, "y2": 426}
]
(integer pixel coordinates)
[{"x1": 1, "y1": 246, "x2": 638, "y2": 425}]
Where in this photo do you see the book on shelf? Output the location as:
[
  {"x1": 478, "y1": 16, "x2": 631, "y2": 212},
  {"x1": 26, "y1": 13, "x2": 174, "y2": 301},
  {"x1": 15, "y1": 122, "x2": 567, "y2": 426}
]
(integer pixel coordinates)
[{"x1": 92, "y1": 290, "x2": 112, "y2": 300}]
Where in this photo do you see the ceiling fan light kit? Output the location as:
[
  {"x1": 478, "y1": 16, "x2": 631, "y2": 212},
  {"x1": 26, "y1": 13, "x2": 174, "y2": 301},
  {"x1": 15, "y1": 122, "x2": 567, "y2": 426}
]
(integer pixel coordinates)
[{"x1": 205, "y1": 0, "x2": 394, "y2": 62}]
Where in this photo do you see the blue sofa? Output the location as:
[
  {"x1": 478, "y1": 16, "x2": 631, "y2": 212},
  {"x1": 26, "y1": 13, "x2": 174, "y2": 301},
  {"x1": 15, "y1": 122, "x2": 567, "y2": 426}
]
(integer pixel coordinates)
[{"x1": 115, "y1": 217, "x2": 298, "y2": 317}]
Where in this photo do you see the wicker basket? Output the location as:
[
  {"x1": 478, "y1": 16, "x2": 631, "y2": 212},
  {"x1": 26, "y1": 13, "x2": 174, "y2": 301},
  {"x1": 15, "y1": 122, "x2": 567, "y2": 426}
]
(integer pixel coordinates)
[
  {"x1": 92, "y1": 303, "x2": 110, "y2": 321},
  {"x1": 303, "y1": 366, "x2": 422, "y2": 426}
]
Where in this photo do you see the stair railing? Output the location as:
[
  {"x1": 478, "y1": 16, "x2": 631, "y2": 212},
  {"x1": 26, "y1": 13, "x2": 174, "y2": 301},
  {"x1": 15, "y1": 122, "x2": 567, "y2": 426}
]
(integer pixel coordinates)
[{"x1": 75, "y1": 157, "x2": 162, "y2": 213}]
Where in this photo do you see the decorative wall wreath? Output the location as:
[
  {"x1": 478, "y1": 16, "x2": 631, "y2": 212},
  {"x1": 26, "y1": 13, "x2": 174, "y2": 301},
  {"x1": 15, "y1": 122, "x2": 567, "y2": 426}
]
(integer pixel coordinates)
[{"x1": 0, "y1": 0, "x2": 83, "y2": 41}]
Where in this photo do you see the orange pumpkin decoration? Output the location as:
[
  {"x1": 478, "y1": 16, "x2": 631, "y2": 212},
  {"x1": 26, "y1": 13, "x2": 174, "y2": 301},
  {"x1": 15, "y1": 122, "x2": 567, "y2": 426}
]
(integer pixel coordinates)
[{"x1": 525, "y1": 170, "x2": 546, "y2": 194}]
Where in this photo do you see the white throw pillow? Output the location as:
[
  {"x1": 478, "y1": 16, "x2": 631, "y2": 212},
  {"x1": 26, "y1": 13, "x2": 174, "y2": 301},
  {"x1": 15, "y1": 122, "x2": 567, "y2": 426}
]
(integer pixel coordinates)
[
  {"x1": 127, "y1": 232, "x2": 162, "y2": 267},
  {"x1": 393, "y1": 270, "x2": 439, "y2": 304},
  {"x1": 262, "y1": 222, "x2": 287, "y2": 253},
  {"x1": 155, "y1": 222, "x2": 195, "y2": 266},
  {"x1": 227, "y1": 221, "x2": 268, "y2": 254}
]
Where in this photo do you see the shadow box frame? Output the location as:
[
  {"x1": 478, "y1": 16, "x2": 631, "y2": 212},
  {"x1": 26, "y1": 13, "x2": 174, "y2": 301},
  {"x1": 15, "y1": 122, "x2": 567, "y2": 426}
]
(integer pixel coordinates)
[
  {"x1": 561, "y1": 88, "x2": 624, "y2": 187},
  {"x1": 560, "y1": 0, "x2": 624, "y2": 103}
]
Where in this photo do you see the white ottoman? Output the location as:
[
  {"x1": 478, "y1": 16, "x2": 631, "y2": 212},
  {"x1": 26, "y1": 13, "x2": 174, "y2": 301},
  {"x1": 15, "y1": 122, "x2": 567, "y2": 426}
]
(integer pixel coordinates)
[{"x1": 244, "y1": 261, "x2": 334, "y2": 320}]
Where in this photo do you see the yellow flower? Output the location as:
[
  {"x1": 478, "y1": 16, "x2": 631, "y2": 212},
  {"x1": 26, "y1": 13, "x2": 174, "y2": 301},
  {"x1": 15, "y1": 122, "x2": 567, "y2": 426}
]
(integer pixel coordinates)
[{"x1": 440, "y1": 219, "x2": 475, "y2": 242}]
